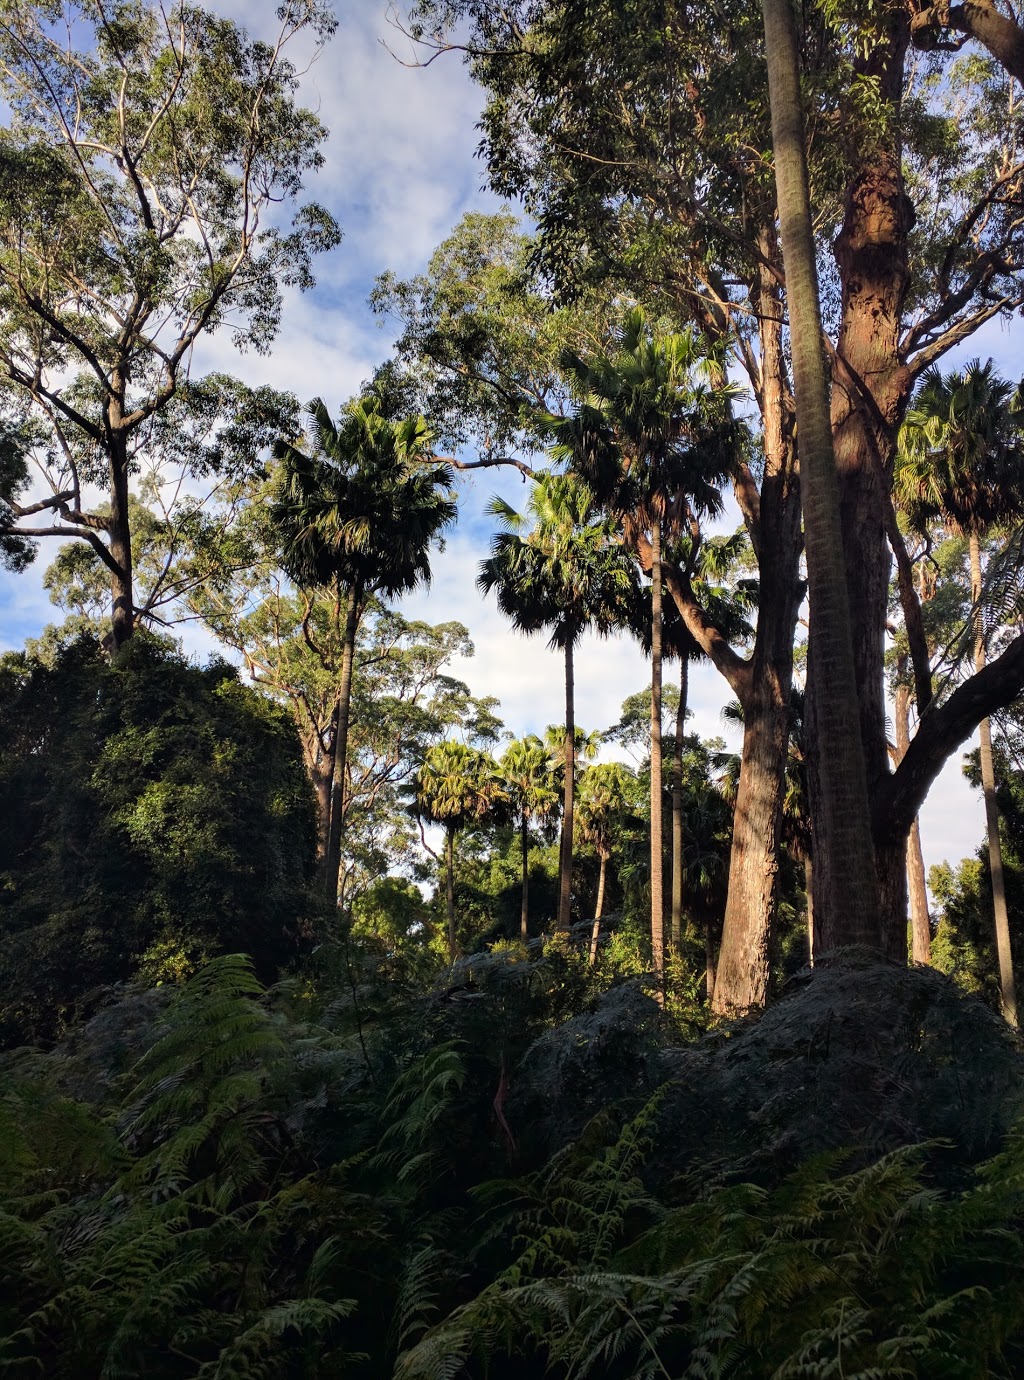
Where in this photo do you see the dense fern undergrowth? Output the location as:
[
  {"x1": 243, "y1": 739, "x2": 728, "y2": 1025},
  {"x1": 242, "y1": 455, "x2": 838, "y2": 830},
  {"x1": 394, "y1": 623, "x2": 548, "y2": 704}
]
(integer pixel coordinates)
[{"x1": 4, "y1": 943, "x2": 1024, "y2": 1378}]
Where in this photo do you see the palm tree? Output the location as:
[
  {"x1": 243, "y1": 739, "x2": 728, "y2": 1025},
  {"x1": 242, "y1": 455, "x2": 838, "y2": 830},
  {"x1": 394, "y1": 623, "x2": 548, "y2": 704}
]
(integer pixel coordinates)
[
  {"x1": 272, "y1": 396, "x2": 457, "y2": 903},
  {"x1": 412, "y1": 740, "x2": 495, "y2": 962},
  {"x1": 897, "y1": 360, "x2": 1024, "y2": 1024},
  {"x1": 552, "y1": 309, "x2": 733, "y2": 989},
  {"x1": 478, "y1": 471, "x2": 637, "y2": 932},
  {"x1": 576, "y1": 760, "x2": 638, "y2": 962},
  {"x1": 498, "y1": 735, "x2": 559, "y2": 940},
  {"x1": 759, "y1": 0, "x2": 881, "y2": 964}
]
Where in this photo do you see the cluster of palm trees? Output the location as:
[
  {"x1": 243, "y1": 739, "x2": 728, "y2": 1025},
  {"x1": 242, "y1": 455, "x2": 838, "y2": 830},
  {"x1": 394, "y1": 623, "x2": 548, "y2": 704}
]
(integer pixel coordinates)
[{"x1": 267, "y1": 300, "x2": 1024, "y2": 1022}]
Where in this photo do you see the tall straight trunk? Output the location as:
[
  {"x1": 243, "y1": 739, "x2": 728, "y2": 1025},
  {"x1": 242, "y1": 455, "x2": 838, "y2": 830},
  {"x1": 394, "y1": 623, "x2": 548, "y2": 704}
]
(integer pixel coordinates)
[
  {"x1": 709, "y1": 247, "x2": 803, "y2": 1015},
  {"x1": 108, "y1": 442, "x2": 135, "y2": 649},
  {"x1": 556, "y1": 638, "x2": 576, "y2": 932},
  {"x1": 894, "y1": 680, "x2": 931, "y2": 964},
  {"x1": 314, "y1": 704, "x2": 339, "y2": 886},
  {"x1": 761, "y1": 0, "x2": 880, "y2": 953},
  {"x1": 520, "y1": 813, "x2": 530, "y2": 942},
  {"x1": 650, "y1": 519, "x2": 665, "y2": 989},
  {"x1": 445, "y1": 825, "x2": 458, "y2": 964},
  {"x1": 971, "y1": 533, "x2": 1018, "y2": 1026},
  {"x1": 324, "y1": 582, "x2": 361, "y2": 904},
  {"x1": 824, "y1": 17, "x2": 913, "y2": 957},
  {"x1": 804, "y1": 854, "x2": 815, "y2": 965},
  {"x1": 670, "y1": 655, "x2": 689, "y2": 952},
  {"x1": 589, "y1": 853, "x2": 608, "y2": 964}
]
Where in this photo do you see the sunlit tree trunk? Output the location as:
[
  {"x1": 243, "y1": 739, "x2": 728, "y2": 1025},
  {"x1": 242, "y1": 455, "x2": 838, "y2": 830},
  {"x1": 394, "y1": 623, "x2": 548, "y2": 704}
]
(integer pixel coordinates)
[
  {"x1": 761, "y1": 0, "x2": 880, "y2": 956},
  {"x1": 893, "y1": 679, "x2": 931, "y2": 964},
  {"x1": 670, "y1": 654, "x2": 688, "y2": 952},
  {"x1": 971, "y1": 533, "x2": 1018, "y2": 1025},
  {"x1": 445, "y1": 824, "x2": 458, "y2": 964},
  {"x1": 710, "y1": 250, "x2": 802, "y2": 1015},
  {"x1": 557, "y1": 639, "x2": 576, "y2": 932},
  {"x1": 589, "y1": 853, "x2": 608, "y2": 964},
  {"x1": 520, "y1": 812, "x2": 530, "y2": 941},
  {"x1": 650, "y1": 519, "x2": 665, "y2": 990},
  {"x1": 805, "y1": 854, "x2": 815, "y2": 965}
]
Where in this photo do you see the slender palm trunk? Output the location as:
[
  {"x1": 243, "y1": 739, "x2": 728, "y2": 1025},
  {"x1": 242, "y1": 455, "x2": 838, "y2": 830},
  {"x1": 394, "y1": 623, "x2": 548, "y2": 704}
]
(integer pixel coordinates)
[
  {"x1": 315, "y1": 706, "x2": 339, "y2": 882},
  {"x1": 445, "y1": 825, "x2": 458, "y2": 964},
  {"x1": 650, "y1": 520, "x2": 666, "y2": 991},
  {"x1": 971, "y1": 533, "x2": 1018, "y2": 1025},
  {"x1": 557, "y1": 639, "x2": 576, "y2": 932},
  {"x1": 670, "y1": 655, "x2": 689, "y2": 952},
  {"x1": 520, "y1": 812, "x2": 530, "y2": 941},
  {"x1": 325, "y1": 582, "x2": 361, "y2": 903},
  {"x1": 894, "y1": 680, "x2": 931, "y2": 964},
  {"x1": 761, "y1": 0, "x2": 880, "y2": 952},
  {"x1": 589, "y1": 853, "x2": 608, "y2": 964}
]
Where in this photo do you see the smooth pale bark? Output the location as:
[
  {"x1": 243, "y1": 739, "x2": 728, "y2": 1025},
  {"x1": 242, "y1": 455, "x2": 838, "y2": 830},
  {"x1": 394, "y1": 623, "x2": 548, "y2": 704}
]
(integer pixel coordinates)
[
  {"x1": 520, "y1": 813, "x2": 530, "y2": 941},
  {"x1": 761, "y1": 0, "x2": 880, "y2": 955},
  {"x1": 314, "y1": 705, "x2": 338, "y2": 884},
  {"x1": 971, "y1": 534, "x2": 1018, "y2": 1026},
  {"x1": 893, "y1": 680, "x2": 931, "y2": 964},
  {"x1": 649, "y1": 519, "x2": 665, "y2": 989},
  {"x1": 324, "y1": 583, "x2": 361, "y2": 904},
  {"x1": 670, "y1": 655, "x2": 689, "y2": 952},
  {"x1": 708, "y1": 252, "x2": 803, "y2": 1015},
  {"x1": 805, "y1": 855, "x2": 815, "y2": 965},
  {"x1": 588, "y1": 853, "x2": 608, "y2": 964},
  {"x1": 907, "y1": 819, "x2": 931, "y2": 965},
  {"x1": 445, "y1": 825, "x2": 458, "y2": 963},
  {"x1": 556, "y1": 639, "x2": 576, "y2": 932}
]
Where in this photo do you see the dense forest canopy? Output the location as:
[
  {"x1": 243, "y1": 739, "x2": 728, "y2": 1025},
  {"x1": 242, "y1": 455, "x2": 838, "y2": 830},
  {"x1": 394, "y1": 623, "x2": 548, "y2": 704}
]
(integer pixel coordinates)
[{"x1": 6, "y1": 0, "x2": 1024, "y2": 1374}]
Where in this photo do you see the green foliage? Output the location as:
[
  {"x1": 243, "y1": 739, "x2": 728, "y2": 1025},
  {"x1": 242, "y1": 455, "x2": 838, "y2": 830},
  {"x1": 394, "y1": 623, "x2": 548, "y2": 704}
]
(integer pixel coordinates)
[{"x1": 0, "y1": 638, "x2": 319, "y2": 1046}]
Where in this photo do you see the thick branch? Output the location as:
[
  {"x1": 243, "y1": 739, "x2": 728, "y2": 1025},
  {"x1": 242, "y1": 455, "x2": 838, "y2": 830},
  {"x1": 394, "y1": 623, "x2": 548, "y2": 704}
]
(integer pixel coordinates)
[
  {"x1": 875, "y1": 630, "x2": 1024, "y2": 840},
  {"x1": 912, "y1": 0, "x2": 1024, "y2": 85}
]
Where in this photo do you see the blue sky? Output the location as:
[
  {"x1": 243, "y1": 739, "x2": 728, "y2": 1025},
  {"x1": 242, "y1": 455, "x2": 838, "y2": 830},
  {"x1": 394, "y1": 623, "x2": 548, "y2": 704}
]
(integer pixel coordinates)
[{"x1": 0, "y1": 0, "x2": 1008, "y2": 887}]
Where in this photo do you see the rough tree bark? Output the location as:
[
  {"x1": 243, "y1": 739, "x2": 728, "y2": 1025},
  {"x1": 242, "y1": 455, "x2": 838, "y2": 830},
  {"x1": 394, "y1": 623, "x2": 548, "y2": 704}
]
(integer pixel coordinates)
[{"x1": 324, "y1": 583, "x2": 361, "y2": 904}]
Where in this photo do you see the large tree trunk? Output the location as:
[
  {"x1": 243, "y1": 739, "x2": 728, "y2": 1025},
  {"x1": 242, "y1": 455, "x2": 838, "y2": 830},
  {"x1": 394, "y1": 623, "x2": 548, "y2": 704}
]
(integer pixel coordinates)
[
  {"x1": 814, "y1": 18, "x2": 913, "y2": 957},
  {"x1": 520, "y1": 812, "x2": 530, "y2": 942},
  {"x1": 589, "y1": 853, "x2": 608, "y2": 964},
  {"x1": 971, "y1": 533, "x2": 1018, "y2": 1026},
  {"x1": 650, "y1": 518, "x2": 665, "y2": 990},
  {"x1": 108, "y1": 440, "x2": 135, "y2": 650},
  {"x1": 670, "y1": 654, "x2": 688, "y2": 952},
  {"x1": 709, "y1": 246, "x2": 803, "y2": 1015},
  {"x1": 805, "y1": 854, "x2": 815, "y2": 964},
  {"x1": 556, "y1": 639, "x2": 576, "y2": 932},
  {"x1": 445, "y1": 825, "x2": 458, "y2": 964},
  {"x1": 762, "y1": 0, "x2": 881, "y2": 957},
  {"x1": 324, "y1": 583, "x2": 361, "y2": 904},
  {"x1": 712, "y1": 680, "x2": 792, "y2": 1010}
]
